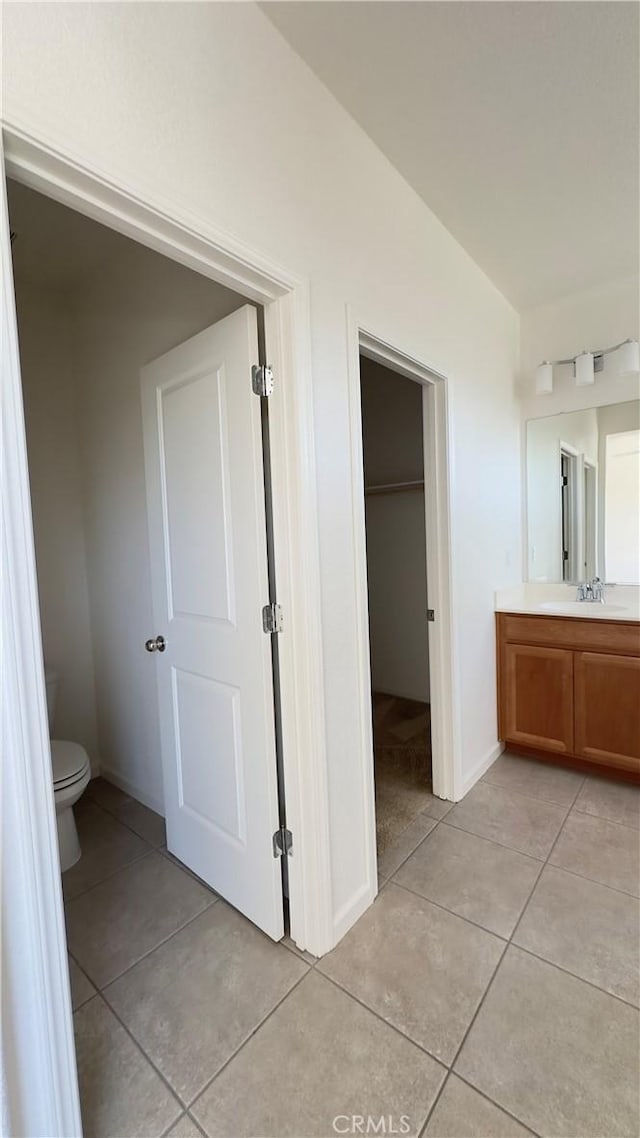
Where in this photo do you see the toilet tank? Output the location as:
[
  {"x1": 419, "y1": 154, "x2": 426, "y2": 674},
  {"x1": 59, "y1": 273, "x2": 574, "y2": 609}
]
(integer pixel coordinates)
[{"x1": 45, "y1": 669, "x2": 57, "y2": 733}]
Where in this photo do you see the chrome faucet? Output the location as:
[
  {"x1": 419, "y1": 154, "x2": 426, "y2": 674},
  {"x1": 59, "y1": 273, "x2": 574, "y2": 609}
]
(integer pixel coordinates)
[{"x1": 576, "y1": 577, "x2": 605, "y2": 603}]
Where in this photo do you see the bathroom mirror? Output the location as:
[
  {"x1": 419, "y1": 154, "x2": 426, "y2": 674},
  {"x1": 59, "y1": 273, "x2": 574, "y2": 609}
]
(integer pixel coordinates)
[{"x1": 526, "y1": 399, "x2": 640, "y2": 585}]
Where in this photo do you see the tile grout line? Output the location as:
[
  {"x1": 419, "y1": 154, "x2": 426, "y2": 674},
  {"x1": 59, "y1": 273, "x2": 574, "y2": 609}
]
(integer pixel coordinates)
[
  {"x1": 442, "y1": 815, "x2": 556, "y2": 862},
  {"x1": 511, "y1": 942, "x2": 640, "y2": 1012},
  {"x1": 94, "y1": 905, "x2": 310, "y2": 1123},
  {"x1": 418, "y1": 1066, "x2": 541, "y2": 1138},
  {"x1": 375, "y1": 767, "x2": 622, "y2": 1136},
  {"x1": 66, "y1": 835, "x2": 219, "y2": 916},
  {"x1": 440, "y1": 806, "x2": 637, "y2": 869},
  {"x1": 313, "y1": 967, "x2": 450, "y2": 1073},
  {"x1": 185, "y1": 1108, "x2": 207, "y2": 1137},
  {"x1": 85, "y1": 991, "x2": 185, "y2": 1121},
  {"x1": 159, "y1": 1108, "x2": 206, "y2": 1138},
  {"x1": 435, "y1": 814, "x2": 545, "y2": 860},
  {"x1": 95, "y1": 894, "x2": 219, "y2": 993},
  {"x1": 438, "y1": 766, "x2": 640, "y2": 865},
  {"x1": 537, "y1": 857, "x2": 640, "y2": 900},
  {"x1": 187, "y1": 966, "x2": 313, "y2": 1116},
  {"x1": 378, "y1": 814, "x2": 444, "y2": 886},
  {"x1": 416, "y1": 1071, "x2": 451, "y2": 1138},
  {"x1": 453, "y1": 1071, "x2": 540, "y2": 1137},
  {"x1": 63, "y1": 844, "x2": 157, "y2": 904},
  {"x1": 419, "y1": 773, "x2": 590, "y2": 1138},
  {"x1": 535, "y1": 778, "x2": 637, "y2": 901},
  {"x1": 281, "y1": 938, "x2": 318, "y2": 967},
  {"x1": 85, "y1": 782, "x2": 167, "y2": 846},
  {"x1": 480, "y1": 773, "x2": 584, "y2": 809},
  {"x1": 66, "y1": 951, "x2": 98, "y2": 1012},
  {"x1": 389, "y1": 878, "x2": 509, "y2": 942},
  {"x1": 570, "y1": 805, "x2": 640, "y2": 834},
  {"x1": 72, "y1": 766, "x2": 636, "y2": 1137},
  {"x1": 507, "y1": 773, "x2": 586, "y2": 944}
]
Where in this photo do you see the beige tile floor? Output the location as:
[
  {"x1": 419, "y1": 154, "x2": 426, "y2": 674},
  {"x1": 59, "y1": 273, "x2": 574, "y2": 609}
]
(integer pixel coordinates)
[{"x1": 66, "y1": 765, "x2": 640, "y2": 1138}]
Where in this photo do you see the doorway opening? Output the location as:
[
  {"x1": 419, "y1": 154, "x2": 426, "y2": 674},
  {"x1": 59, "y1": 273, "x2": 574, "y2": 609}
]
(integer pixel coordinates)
[
  {"x1": 348, "y1": 326, "x2": 457, "y2": 900},
  {"x1": 359, "y1": 356, "x2": 433, "y2": 867},
  {"x1": 560, "y1": 445, "x2": 579, "y2": 581},
  {"x1": 8, "y1": 176, "x2": 289, "y2": 938},
  {"x1": 583, "y1": 459, "x2": 597, "y2": 580},
  {"x1": 3, "y1": 133, "x2": 333, "y2": 1137}
]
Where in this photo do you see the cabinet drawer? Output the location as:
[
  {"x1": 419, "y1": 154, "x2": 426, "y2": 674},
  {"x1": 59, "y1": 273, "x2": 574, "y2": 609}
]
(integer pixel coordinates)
[
  {"x1": 498, "y1": 612, "x2": 640, "y2": 656},
  {"x1": 502, "y1": 642, "x2": 574, "y2": 753}
]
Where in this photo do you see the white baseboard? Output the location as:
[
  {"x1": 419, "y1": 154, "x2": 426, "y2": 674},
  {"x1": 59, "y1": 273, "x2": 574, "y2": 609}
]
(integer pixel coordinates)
[
  {"x1": 332, "y1": 878, "x2": 377, "y2": 951},
  {"x1": 458, "y1": 740, "x2": 504, "y2": 800},
  {"x1": 97, "y1": 764, "x2": 165, "y2": 817}
]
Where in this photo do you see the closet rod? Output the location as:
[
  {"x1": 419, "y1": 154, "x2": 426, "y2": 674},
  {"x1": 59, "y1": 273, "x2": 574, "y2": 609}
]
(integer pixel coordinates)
[{"x1": 365, "y1": 479, "x2": 424, "y2": 496}]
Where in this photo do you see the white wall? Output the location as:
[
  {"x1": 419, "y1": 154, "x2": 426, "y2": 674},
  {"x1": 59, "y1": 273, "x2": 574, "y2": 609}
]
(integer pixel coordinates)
[
  {"x1": 72, "y1": 244, "x2": 244, "y2": 810},
  {"x1": 526, "y1": 409, "x2": 598, "y2": 582},
  {"x1": 361, "y1": 358, "x2": 429, "y2": 702},
  {"x1": 16, "y1": 283, "x2": 100, "y2": 764},
  {"x1": 3, "y1": 1, "x2": 521, "y2": 938}
]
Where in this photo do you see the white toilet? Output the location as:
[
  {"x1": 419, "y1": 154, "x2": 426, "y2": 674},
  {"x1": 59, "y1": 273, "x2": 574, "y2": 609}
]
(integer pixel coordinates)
[{"x1": 45, "y1": 670, "x2": 91, "y2": 872}]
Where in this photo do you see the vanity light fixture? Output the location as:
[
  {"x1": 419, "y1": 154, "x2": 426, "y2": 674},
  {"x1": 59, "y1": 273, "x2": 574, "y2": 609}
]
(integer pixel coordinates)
[
  {"x1": 535, "y1": 361, "x2": 553, "y2": 395},
  {"x1": 615, "y1": 338, "x2": 640, "y2": 374},
  {"x1": 574, "y1": 350, "x2": 595, "y2": 386},
  {"x1": 534, "y1": 339, "x2": 639, "y2": 395}
]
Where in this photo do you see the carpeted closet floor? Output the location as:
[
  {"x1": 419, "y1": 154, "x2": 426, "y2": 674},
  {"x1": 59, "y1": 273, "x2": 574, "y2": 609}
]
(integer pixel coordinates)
[{"x1": 372, "y1": 692, "x2": 433, "y2": 856}]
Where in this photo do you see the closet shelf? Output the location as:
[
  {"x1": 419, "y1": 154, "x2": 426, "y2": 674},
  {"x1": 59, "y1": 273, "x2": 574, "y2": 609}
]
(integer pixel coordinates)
[{"x1": 365, "y1": 479, "x2": 424, "y2": 496}]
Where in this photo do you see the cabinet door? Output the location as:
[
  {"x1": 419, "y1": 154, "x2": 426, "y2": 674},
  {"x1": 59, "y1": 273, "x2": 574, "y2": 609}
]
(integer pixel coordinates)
[
  {"x1": 575, "y1": 653, "x2": 640, "y2": 772},
  {"x1": 503, "y1": 643, "x2": 574, "y2": 753}
]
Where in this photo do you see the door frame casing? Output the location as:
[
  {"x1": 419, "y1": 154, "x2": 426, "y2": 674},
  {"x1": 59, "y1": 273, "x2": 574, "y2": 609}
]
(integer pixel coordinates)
[
  {"x1": 2, "y1": 123, "x2": 333, "y2": 1134},
  {"x1": 346, "y1": 312, "x2": 460, "y2": 905},
  {"x1": 559, "y1": 441, "x2": 581, "y2": 582}
]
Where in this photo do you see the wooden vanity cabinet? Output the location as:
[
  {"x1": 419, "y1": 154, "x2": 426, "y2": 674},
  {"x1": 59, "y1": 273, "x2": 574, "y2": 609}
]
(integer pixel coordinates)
[
  {"x1": 574, "y1": 652, "x2": 640, "y2": 771},
  {"x1": 497, "y1": 613, "x2": 640, "y2": 778},
  {"x1": 502, "y1": 642, "x2": 574, "y2": 754}
]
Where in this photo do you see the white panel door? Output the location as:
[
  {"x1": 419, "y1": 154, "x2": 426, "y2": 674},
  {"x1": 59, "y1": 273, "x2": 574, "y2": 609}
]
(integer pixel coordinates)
[{"x1": 141, "y1": 305, "x2": 283, "y2": 939}]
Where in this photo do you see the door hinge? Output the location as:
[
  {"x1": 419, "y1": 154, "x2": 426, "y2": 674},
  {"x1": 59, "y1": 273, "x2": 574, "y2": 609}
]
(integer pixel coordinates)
[
  {"x1": 273, "y1": 827, "x2": 293, "y2": 858},
  {"x1": 427, "y1": 609, "x2": 435, "y2": 622},
  {"x1": 252, "y1": 364, "x2": 274, "y2": 397},
  {"x1": 262, "y1": 602, "x2": 283, "y2": 634}
]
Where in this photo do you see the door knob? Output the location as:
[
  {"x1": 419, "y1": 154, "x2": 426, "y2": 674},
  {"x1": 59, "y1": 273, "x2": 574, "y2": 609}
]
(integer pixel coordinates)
[{"x1": 145, "y1": 635, "x2": 166, "y2": 653}]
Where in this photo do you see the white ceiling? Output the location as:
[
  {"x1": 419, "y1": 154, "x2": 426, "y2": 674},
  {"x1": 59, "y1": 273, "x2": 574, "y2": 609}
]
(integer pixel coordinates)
[{"x1": 263, "y1": 1, "x2": 639, "y2": 311}]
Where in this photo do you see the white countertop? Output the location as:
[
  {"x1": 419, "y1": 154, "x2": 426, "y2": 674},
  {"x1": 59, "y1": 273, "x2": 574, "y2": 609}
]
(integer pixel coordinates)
[{"x1": 495, "y1": 583, "x2": 640, "y2": 622}]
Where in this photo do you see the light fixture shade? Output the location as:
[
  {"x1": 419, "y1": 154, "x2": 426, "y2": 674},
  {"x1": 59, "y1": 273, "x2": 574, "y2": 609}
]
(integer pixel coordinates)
[
  {"x1": 575, "y1": 351, "x2": 595, "y2": 386},
  {"x1": 535, "y1": 362, "x2": 553, "y2": 395},
  {"x1": 615, "y1": 339, "x2": 640, "y2": 374}
]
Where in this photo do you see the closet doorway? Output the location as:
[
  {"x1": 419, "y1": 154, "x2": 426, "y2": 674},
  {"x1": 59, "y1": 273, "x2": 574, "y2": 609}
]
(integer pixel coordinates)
[
  {"x1": 360, "y1": 356, "x2": 433, "y2": 863},
  {"x1": 352, "y1": 331, "x2": 456, "y2": 887}
]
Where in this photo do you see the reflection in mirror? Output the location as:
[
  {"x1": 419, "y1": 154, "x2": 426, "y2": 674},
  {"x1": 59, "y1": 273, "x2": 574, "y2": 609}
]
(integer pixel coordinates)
[{"x1": 526, "y1": 400, "x2": 640, "y2": 585}]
